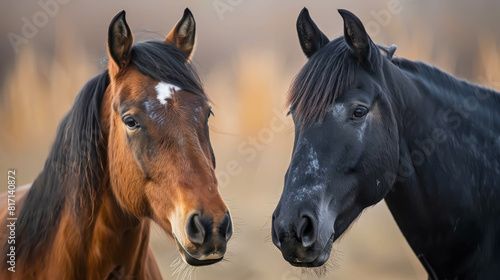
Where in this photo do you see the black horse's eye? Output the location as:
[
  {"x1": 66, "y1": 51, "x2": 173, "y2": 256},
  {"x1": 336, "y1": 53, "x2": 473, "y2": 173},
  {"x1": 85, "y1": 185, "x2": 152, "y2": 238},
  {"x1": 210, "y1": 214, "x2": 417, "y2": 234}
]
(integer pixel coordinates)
[
  {"x1": 124, "y1": 116, "x2": 140, "y2": 130},
  {"x1": 352, "y1": 107, "x2": 368, "y2": 119}
]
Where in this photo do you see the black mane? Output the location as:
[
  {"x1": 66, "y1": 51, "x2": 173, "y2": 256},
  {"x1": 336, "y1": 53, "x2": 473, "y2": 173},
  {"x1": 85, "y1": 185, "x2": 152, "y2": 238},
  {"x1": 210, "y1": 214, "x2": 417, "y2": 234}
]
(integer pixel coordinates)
[
  {"x1": 288, "y1": 37, "x2": 356, "y2": 126},
  {"x1": 393, "y1": 57, "x2": 500, "y2": 105},
  {"x1": 5, "y1": 40, "x2": 204, "y2": 266}
]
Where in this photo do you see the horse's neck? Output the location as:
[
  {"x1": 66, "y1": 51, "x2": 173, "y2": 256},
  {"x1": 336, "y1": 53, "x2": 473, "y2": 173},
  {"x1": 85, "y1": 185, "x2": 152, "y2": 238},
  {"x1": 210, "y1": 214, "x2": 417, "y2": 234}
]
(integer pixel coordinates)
[
  {"x1": 392, "y1": 64, "x2": 500, "y2": 204},
  {"x1": 86, "y1": 184, "x2": 152, "y2": 279},
  {"x1": 43, "y1": 183, "x2": 151, "y2": 279},
  {"x1": 383, "y1": 62, "x2": 500, "y2": 274}
]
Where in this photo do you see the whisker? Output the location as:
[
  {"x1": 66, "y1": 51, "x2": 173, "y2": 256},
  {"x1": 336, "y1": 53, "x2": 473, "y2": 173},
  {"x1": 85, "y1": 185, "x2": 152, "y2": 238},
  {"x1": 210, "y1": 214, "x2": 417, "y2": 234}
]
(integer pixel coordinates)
[{"x1": 170, "y1": 257, "x2": 182, "y2": 268}]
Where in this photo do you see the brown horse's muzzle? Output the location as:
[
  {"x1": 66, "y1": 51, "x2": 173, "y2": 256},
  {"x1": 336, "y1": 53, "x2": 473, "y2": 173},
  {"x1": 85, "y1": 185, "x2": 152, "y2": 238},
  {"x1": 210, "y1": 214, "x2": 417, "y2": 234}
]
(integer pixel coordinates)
[{"x1": 173, "y1": 211, "x2": 233, "y2": 266}]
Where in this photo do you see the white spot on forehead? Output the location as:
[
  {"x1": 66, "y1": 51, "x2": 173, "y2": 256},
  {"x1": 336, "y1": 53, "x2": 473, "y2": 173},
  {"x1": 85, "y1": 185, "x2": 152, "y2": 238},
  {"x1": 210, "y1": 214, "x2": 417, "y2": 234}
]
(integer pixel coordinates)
[{"x1": 155, "y1": 82, "x2": 181, "y2": 105}]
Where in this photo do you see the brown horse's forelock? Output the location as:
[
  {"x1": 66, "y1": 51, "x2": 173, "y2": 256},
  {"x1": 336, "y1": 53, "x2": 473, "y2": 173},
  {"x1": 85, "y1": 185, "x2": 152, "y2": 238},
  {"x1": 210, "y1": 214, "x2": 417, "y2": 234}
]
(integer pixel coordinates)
[{"x1": 131, "y1": 41, "x2": 206, "y2": 100}]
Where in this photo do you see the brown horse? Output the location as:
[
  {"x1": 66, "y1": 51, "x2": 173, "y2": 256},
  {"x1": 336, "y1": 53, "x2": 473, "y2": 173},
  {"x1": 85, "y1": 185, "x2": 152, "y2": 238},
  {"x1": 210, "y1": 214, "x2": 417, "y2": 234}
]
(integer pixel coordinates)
[{"x1": 0, "y1": 9, "x2": 232, "y2": 279}]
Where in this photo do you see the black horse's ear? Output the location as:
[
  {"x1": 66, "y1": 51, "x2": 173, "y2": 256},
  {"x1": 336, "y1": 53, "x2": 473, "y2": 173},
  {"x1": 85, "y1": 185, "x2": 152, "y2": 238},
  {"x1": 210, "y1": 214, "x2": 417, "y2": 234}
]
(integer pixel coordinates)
[
  {"x1": 338, "y1": 9, "x2": 375, "y2": 64},
  {"x1": 297, "y1": 8, "x2": 329, "y2": 58},
  {"x1": 166, "y1": 8, "x2": 196, "y2": 59},
  {"x1": 108, "y1": 10, "x2": 133, "y2": 71}
]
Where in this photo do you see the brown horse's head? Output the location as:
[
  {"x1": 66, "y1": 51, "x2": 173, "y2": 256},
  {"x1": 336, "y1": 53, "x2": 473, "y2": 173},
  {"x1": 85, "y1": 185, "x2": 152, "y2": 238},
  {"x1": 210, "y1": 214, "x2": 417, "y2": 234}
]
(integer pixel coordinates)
[{"x1": 104, "y1": 9, "x2": 232, "y2": 266}]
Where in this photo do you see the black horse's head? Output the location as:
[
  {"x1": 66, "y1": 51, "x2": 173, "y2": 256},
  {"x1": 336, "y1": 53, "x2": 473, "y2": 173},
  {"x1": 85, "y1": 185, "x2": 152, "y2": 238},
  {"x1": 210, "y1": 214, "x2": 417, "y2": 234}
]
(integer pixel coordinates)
[{"x1": 272, "y1": 8, "x2": 401, "y2": 267}]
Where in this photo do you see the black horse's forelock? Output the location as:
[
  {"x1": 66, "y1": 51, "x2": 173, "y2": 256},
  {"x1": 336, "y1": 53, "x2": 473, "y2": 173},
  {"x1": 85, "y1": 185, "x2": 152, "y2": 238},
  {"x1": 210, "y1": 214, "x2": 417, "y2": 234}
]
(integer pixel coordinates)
[
  {"x1": 288, "y1": 37, "x2": 357, "y2": 126},
  {"x1": 131, "y1": 41, "x2": 205, "y2": 98},
  {"x1": 5, "y1": 40, "x2": 206, "y2": 267}
]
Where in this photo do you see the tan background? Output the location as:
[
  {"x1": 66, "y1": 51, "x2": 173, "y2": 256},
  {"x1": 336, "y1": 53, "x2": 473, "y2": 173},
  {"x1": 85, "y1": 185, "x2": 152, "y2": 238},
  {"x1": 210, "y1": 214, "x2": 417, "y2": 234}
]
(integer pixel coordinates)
[{"x1": 1, "y1": 0, "x2": 500, "y2": 279}]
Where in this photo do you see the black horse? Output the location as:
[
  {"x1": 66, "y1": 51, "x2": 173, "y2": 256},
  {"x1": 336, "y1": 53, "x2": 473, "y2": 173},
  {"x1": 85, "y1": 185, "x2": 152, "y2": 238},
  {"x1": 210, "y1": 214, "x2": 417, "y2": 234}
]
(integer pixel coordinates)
[{"x1": 272, "y1": 8, "x2": 500, "y2": 279}]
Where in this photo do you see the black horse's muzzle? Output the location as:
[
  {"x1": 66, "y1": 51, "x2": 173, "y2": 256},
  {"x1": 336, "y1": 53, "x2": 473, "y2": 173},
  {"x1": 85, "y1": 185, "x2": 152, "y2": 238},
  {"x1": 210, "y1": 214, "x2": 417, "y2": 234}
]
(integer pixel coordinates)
[{"x1": 272, "y1": 207, "x2": 335, "y2": 267}]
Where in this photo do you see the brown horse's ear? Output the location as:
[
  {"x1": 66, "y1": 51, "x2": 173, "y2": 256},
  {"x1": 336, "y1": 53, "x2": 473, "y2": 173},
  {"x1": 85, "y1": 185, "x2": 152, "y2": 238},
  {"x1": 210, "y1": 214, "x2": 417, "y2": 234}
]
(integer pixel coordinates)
[
  {"x1": 166, "y1": 8, "x2": 196, "y2": 59},
  {"x1": 108, "y1": 10, "x2": 133, "y2": 74}
]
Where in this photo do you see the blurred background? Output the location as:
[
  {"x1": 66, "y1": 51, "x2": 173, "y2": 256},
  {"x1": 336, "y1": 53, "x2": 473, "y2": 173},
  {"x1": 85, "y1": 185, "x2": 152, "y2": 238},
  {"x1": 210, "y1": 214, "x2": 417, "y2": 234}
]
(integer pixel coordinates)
[{"x1": 1, "y1": 0, "x2": 500, "y2": 279}]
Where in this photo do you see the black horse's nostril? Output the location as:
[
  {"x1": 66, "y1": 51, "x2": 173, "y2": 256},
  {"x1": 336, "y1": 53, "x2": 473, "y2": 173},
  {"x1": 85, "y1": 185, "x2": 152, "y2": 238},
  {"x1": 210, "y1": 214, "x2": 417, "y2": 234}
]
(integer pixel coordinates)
[
  {"x1": 297, "y1": 214, "x2": 317, "y2": 248},
  {"x1": 186, "y1": 214, "x2": 205, "y2": 245},
  {"x1": 220, "y1": 212, "x2": 233, "y2": 241},
  {"x1": 271, "y1": 212, "x2": 282, "y2": 249}
]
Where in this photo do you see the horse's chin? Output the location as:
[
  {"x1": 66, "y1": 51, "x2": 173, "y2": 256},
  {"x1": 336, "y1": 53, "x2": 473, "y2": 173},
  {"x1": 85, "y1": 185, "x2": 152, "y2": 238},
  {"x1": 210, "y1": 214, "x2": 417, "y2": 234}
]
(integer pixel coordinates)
[
  {"x1": 173, "y1": 234, "x2": 224, "y2": 266},
  {"x1": 181, "y1": 250, "x2": 223, "y2": 266},
  {"x1": 289, "y1": 256, "x2": 328, "y2": 267},
  {"x1": 287, "y1": 234, "x2": 334, "y2": 268}
]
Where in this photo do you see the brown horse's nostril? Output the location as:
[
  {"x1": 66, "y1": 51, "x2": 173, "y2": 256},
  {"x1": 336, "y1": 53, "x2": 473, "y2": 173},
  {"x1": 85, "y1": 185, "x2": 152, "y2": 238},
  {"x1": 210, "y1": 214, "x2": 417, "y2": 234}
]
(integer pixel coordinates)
[
  {"x1": 186, "y1": 214, "x2": 205, "y2": 245},
  {"x1": 221, "y1": 212, "x2": 233, "y2": 241},
  {"x1": 297, "y1": 214, "x2": 317, "y2": 248}
]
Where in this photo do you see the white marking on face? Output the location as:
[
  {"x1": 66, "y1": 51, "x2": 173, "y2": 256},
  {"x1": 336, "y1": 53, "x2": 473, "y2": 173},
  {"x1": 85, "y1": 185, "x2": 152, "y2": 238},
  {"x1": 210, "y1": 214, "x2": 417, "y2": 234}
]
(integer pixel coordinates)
[
  {"x1": 306, "y1": 146, "x2": 320, "y2": 175},
  {"x1": 193, "y1": 107, "x2": 201, "y2": 123},
  {"x1": 328, "y1": 103, "x2": 369, "y2": 142},
  {"x1": 329, "y1": 103, "x2": 347, "y2": 119},
  {"x1": 143, "y1": 99, "x2": 165, "y2": 124},
  {"x1": 155, "y1": 82, "x2": 181, "y2": 105},
  {"x1": 290, "y1": 138, "x2": 324, "y2": 182},
  {"x1": 170, "y1": 206, "x2": 186, "y2": 245},
  {"x1": 293, "y1": 184, "x2": 325, "y2": 202},
  {"x1": 358, "y1": 121, "x2": 368, "y2": 142}
]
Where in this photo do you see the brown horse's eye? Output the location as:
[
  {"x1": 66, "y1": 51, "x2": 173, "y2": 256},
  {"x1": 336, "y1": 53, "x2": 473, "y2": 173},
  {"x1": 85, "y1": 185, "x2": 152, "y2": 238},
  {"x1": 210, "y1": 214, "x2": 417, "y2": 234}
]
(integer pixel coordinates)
[
  {"x1": 206, "y1": 109, "x2": 214, "y2": 124},
  {"x1": 124, "y1": 116, "x2": 140, "y2": 130},
  {"x1": 352, "y1": 107, "x2": 368, "y2": 119}
]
